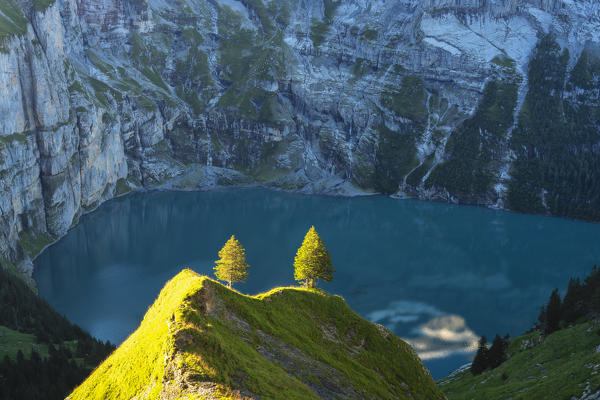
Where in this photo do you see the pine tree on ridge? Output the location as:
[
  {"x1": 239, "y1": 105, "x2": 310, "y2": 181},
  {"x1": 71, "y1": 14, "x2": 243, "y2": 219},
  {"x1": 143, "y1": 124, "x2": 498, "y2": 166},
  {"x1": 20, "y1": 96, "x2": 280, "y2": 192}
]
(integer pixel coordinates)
[
  {"x1": 214, "y1": 235, "x2": 250, "y2": 289},
  {"x1": 293, "y1": 226, "x2": 335, "y2": 288}
]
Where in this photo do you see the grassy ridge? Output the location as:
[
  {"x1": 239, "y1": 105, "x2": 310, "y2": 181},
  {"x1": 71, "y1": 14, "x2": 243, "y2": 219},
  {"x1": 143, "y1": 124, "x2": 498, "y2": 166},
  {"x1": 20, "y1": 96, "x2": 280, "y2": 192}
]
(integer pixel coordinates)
[
  {"x1": 68, "y1": 270, "x2": 205, "y2": 400},
  {"x1": 69, "y1": 269, "x2": 444, "y2": 400},
  {"x1": 439, "y1": 321, "x2": 600, "y2": 400}
]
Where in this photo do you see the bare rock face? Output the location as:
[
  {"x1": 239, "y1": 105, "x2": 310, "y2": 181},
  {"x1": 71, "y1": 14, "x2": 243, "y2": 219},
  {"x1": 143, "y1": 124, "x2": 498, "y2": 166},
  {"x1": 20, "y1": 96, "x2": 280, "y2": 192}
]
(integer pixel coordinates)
[{"x1": 1, "y1": 0, "x2": 599, "y2": 273}]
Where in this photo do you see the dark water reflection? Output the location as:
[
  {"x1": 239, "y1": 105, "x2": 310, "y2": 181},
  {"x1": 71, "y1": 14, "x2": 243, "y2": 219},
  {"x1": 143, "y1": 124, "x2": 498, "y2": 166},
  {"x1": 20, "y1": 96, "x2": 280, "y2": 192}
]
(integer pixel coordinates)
[{"x1": 34, "y1": 189, "x2": 600, "y2": 378}]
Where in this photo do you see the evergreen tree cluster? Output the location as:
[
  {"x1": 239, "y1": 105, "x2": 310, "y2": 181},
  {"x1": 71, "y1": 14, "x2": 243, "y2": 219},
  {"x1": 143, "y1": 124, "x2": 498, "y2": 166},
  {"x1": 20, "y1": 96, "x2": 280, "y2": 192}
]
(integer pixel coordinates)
[
  {"x1": 508, "y1": 35, "x2": 600, "y2": 221},
  {"x1": 213, "y1": 226, "x2": 334, "y2": 289},
  {"x1": 537, "y1": 265, "x2": 600, "y2": 335},
  {"x1": 0, "y1": 268, "x2": 115, "y2": 400},
  {"x1": 0, "y1": 347, "x2": 86, "y2": 400},
  {"x1": 471, "y1": 265, "x2": 600, "y2": 376},
  {"x1": 1, "y1": 269, "x2": 81, "y2": 344},
  {"x1": 471, "y1": 334, "x2": 510, "y2": 376},
  {"x1": 427, "y1": 79, "x2": 518, "y2": 199}
]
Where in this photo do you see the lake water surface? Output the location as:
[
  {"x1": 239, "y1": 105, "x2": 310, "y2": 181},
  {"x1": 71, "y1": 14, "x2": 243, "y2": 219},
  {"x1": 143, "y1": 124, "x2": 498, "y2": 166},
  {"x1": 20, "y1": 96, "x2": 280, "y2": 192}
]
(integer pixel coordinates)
[{"x1": 34, "y1": 189, "x2": 600, "y2": 378}]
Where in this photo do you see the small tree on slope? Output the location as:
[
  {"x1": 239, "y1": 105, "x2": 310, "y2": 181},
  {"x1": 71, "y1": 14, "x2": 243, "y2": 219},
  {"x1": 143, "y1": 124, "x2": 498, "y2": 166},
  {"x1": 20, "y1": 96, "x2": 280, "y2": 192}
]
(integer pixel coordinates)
[
  {"x1": 543, "y1": 288, "x2": 562, "y2": 335},
  {"x1": 471, "y1": 336, "x2": 489, "y2": 375},
  {"x1": 471, "y1": 334, "x2": 509, "y2": 375},
  {"x1": 214, "y1": 235, "x2": 250, "y2": 289},
  {"x1": 293, "y1": 226, "x2": 335, "y2": 288},
  {"x1": 487, "y1": 334, "x2": 509, "y2": 369}
]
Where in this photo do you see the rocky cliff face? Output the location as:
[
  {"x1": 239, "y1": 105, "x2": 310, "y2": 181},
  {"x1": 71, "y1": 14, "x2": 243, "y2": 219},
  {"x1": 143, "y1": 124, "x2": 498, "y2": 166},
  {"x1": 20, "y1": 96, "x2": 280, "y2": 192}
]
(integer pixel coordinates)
[{"x1": 1, "y1": 0, "x2": 599, "y2": 276}]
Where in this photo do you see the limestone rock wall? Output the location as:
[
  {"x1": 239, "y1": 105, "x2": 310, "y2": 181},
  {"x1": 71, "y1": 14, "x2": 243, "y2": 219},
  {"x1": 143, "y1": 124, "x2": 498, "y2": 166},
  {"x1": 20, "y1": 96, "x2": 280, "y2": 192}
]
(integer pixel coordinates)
[{"x1": 0, "y1": 0, "x2": 599, "y2": 276}]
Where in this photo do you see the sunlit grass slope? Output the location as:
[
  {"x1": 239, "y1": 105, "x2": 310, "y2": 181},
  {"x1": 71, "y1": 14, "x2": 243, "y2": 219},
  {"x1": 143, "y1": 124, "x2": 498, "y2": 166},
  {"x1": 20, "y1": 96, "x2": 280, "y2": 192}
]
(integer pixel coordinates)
[
  {"x1": 68, "y1": 269, "x2": 444, "y2": 400},
  {"x1": 439, "y1": 321, "x2": 600, "y2": 400}
]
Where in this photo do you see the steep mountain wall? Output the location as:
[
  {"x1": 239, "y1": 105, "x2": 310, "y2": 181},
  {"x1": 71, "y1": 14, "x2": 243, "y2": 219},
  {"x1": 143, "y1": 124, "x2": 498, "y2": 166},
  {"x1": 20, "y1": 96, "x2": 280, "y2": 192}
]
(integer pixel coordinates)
[{"x1": 0, "y1": 0, "x2": 599, "y2": 277}]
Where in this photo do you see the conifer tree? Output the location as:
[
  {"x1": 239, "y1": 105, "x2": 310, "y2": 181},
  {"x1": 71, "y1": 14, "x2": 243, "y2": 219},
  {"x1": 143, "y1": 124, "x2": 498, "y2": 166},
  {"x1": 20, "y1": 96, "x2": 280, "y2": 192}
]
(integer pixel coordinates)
[
  {"x1": 585, "y1": 266, "x2": 600, "y2": 312},
  {"x1": 544, "y1": 288, "x2": 562, "y2": 335},
  {"x1": 536, "y1": 305, "x2": 547, "y2": 331},
  {"x1": 562, "y1": 278, "x2": 584, "y2": 324},
  {"x1": 293, "y1": 226, "x2": 335, "y2": 288},
  {"x1": 487, "y1": 334, "x2": 509, "y2": 369},
  {"x1": 471, "y1": 336, "x2": 489, "y2": 375},
  {"x1": 214, "y1": 235, "x2": 250, "y2": 289}
]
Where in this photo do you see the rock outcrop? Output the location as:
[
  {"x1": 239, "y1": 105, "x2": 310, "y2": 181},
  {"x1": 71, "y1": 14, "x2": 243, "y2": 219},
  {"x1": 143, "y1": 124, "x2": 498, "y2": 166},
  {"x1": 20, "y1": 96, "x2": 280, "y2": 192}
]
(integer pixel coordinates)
[{"x1": 1, "y1": 0, "x2": 599, "y2": 276}]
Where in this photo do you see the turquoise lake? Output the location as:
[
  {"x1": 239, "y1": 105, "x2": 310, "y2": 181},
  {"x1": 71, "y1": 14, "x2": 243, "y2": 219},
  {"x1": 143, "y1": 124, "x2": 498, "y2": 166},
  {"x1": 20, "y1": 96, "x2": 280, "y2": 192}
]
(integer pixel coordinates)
[{"x1": 33, "y1": 189, "x2": 600, "y2": 379}]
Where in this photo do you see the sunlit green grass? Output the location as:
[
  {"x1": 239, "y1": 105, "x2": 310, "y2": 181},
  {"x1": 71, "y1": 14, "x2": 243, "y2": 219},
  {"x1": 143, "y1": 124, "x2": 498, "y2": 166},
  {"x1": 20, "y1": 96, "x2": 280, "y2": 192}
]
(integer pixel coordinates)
[{"x1": 69, "y1": 269, "x2": 444, "y2": 400}]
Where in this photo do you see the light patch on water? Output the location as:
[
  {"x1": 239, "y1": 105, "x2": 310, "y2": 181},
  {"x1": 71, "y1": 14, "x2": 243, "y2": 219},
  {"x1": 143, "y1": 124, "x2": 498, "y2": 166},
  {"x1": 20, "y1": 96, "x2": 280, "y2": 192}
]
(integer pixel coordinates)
[
  {"x1": 367, "y1": 300, "x2": 443, "y2": 331},
  {"x1": 406, "y1": 315, "x2": 479, "y2": 360},
  {"x1": 367, "y1": 301, "x2": 479, "y2": 360}
]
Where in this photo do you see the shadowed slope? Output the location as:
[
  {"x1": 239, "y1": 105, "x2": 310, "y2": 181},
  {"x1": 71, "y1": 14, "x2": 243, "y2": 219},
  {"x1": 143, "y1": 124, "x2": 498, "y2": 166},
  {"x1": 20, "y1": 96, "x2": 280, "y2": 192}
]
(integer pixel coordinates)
[{"x1": 439, "y1": 321, "x2": 600, "y2": 399}]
